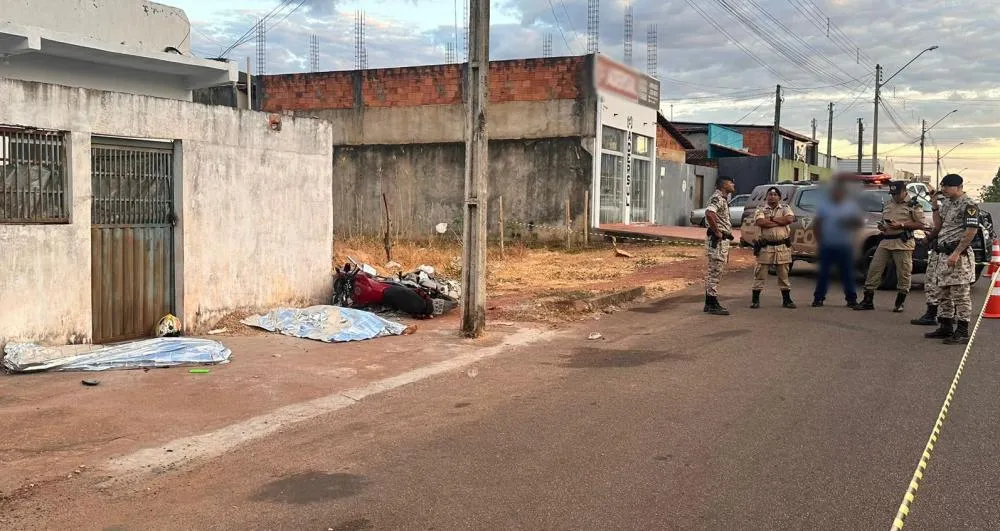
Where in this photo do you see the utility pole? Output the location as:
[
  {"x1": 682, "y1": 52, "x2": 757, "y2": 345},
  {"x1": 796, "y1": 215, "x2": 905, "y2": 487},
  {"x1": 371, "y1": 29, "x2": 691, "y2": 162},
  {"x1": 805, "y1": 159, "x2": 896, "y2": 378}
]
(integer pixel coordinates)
[
  {"x1": 811, "y1": 118, "x2": 817, "y2": 141},
  {"x1": 461, "y1": 0, "x2": 490, "y2": 337},
  {"x1": 856, "y1": 118, "x2": 864, "y2": 173},
  {"x1": 871, "y1": 63, "x2": 881, "y2": 175},
  {"x1": 772, "y1": 84, "x2": 782, "y2": 183},
  {"x1": 936, "y1": 148, "x2": 941, "y2": 189},
  {"x1": 920, "y1": 119, "x2": 926, "y2": 184},
  {"x1": 826, "y1": 102, "x2": 834, "y2": 169}
]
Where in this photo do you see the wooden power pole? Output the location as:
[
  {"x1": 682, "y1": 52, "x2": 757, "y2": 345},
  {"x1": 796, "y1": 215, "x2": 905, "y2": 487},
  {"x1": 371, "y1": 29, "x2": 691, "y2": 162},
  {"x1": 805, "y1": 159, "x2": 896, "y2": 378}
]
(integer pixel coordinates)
[
  {"x1": 826, "y1": 103, "x2": 834, "y2": 169},
  {"x1": 461, "y1": 0, "x2": 490, "y2": 337}
]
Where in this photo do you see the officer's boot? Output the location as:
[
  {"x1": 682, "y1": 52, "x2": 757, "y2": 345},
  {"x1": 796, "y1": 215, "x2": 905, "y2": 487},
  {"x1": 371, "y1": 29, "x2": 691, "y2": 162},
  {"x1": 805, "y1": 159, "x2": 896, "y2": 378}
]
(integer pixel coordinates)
[
  {"x1": 943, "y1": 320, "x2": 971, "y2": 345},
  {"x1": 925, "y1": 317, "x2": 954, "y2": 339},
  {"x1": 892, "y1": 292, "x2": 907, "y2": 313},
  {"x1": 750, "y1": 290, "x2": 761, "y2": 309},
  {"x1": 910, "y1": 304, "x2": 938, "y2": 326},
  {"x1": 707, "y1": 296, "x2": 730, "y2": 316},
  {"x1": 781, "y1": 290, "x2": 797, "y2": 309},
  {"x1": 854, "y1": 290, "x2": 875, "y2": 311}
]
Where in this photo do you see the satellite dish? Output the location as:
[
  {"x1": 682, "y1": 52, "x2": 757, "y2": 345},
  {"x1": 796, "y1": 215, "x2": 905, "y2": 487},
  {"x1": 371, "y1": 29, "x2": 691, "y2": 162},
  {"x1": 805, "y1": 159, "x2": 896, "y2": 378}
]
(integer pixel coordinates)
[{"x1": 435, "y1": 223, "x2": 448, "y2": 234}]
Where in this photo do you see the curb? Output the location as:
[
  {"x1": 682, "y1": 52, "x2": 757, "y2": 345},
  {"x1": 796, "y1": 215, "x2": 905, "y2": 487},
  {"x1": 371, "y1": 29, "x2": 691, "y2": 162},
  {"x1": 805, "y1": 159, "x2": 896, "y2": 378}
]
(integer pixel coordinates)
[{"x1": 552, "y1": 286, "x2": 647, "y2": 313}]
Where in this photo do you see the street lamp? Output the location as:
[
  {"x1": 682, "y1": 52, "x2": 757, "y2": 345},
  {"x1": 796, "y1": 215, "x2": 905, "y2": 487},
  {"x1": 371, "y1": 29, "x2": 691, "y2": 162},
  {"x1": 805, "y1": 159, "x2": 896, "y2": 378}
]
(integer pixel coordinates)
[
  {"x1": 873, "y1": 45, "x2": 939, "y2": 173},
  {"x1": 920, "y1": 109, "x2": 957, "y2": 181},
  {"x1": 936, "y1": 142, "x2": 963, "y2": 189}
]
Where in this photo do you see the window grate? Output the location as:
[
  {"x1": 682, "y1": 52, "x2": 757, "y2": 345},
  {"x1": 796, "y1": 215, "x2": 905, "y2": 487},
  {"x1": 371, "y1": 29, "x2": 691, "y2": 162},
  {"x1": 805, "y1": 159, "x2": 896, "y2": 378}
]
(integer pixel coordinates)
[
  {"x1": 91, "y1": 145, "x2": 174, "y2": 226},
  {"x1": 0, "y1": 127, "x2": 69, "y2": 223}
]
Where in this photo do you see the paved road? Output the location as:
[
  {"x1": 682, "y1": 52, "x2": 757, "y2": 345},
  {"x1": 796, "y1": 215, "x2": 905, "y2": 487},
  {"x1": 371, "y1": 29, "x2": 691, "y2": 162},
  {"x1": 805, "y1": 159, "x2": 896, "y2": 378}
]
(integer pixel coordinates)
[{"x1": 9, "y1": 269, "x2": 999, "y2": 530}]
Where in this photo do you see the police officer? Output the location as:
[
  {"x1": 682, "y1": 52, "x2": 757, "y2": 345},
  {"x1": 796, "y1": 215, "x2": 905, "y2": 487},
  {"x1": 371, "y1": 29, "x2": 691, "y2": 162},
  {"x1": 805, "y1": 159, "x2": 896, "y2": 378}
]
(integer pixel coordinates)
[
  {"x1": 704, "y1": 175, "x2": 736, "y2": 316},
  {"x1": 925, "y1": 174, "x2": 980, "y2": 345},
  {"x1": 751, "y1": 186, "x2": 796, "y2": 309},
  {"x1": 912, "y1": 187, "x2": 941, "y2": 326},
  {"x1": 855, "y1": 181, "x2": 926, "y2": 312}
]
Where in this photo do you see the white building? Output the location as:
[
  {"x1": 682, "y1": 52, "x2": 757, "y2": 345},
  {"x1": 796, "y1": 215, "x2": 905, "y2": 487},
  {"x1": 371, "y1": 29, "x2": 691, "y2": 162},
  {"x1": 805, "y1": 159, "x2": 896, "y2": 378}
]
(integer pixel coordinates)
[
  {"x1": 0, "y1": 0, "x2": 237, "y2": 100},
  {"x1": 1, "y1": 1, "x2": 332, "y2": 348}
]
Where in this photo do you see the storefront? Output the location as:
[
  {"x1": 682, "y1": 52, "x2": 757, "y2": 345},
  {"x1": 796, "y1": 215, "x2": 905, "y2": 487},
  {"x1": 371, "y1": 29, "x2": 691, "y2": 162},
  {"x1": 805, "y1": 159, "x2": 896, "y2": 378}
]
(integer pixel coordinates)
[{"x1": 592, "y1": 55, "x2": 660, "y2": 226}]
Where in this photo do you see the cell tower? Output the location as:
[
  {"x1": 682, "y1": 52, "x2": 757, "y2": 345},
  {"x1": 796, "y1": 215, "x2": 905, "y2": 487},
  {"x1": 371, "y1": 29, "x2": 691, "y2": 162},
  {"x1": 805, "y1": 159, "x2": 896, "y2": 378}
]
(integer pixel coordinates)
[
  {"x1": 354, "y1": 10, "x2": 367, "y2": 70},
  {"x1": 646, "y1": 25, "x2": 657, "y2": 78},
  {"x1": 255, "y1": 17, "x2": 267, "y2": 76},
  {"x1": 542, "y1": 33, "x2": 553, "y2": 58},
  {"x1": 445, "y1": 42, "x2": 456, "y2": 63},
  {"x1": 587, "y1": 0, "x2": 599, "y2": 54},
  {"x1": 623, "y1": 2, "x2": 633, "y2": 66},
  {"x1": 309, "y1": 34, "x2": 319, "y2": 73}
]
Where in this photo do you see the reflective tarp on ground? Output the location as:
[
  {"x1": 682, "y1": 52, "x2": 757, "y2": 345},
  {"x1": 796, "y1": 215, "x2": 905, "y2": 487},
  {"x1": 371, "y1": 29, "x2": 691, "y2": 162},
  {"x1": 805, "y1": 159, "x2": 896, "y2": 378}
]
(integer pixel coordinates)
[
  {"x1": 242, "y1": 305, "x2": 408, "y2": 343},
  {"x1": 2, "y1": 338, "x2": 232, "y2": 373}
]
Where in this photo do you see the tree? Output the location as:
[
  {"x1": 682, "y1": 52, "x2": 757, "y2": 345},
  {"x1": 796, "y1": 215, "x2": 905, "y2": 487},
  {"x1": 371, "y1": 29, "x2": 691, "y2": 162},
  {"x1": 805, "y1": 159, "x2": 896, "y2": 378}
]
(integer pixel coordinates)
[{"x1": 980, "y1": 167, "x2": 1000, "y2": 203}]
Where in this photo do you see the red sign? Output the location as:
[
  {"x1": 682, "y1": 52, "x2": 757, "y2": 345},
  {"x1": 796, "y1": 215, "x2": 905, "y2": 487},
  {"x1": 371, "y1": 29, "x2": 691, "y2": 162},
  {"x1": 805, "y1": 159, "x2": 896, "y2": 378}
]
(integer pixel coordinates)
[{"x1": 596, "y1": 55, "x2": 639, "y2": 101}]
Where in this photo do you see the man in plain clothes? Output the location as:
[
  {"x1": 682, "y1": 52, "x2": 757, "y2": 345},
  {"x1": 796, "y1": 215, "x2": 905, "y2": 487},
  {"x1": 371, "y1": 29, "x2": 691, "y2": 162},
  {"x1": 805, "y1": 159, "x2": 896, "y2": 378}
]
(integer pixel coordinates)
[{"x1": 812, "y1": 179, "x2": 864, "y2": 308}]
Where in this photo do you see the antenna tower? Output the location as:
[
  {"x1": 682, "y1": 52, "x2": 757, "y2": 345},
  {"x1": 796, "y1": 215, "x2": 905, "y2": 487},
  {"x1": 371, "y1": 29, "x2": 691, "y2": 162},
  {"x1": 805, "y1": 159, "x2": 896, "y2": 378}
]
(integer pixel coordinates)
[{"x1": 587, "y1": 0, "x2": 599, "y2": 54}]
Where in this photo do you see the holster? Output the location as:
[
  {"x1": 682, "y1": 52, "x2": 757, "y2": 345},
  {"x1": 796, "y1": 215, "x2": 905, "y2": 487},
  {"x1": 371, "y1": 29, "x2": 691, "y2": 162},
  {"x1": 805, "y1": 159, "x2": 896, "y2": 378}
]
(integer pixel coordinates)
[{"x1": 937, "y1": 241, "x2": 959, "y2": 255}]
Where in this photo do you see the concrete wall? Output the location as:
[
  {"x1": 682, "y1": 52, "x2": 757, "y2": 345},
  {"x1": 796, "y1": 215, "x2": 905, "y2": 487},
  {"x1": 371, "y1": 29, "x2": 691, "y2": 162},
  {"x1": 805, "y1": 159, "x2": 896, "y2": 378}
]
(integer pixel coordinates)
[
  {"x1": 655, "y1": 160, "x2": 718, "y2": 226},
  {"x1": 2, "y1": 0, "x2": 192, "y2": 54},
  {"x1": 718, "y1": 156, "x2": 774, "y2": 195},
  {"x1": 0, "y1": 79, "x2": 333, "y2": 345},
  {"x1": 332, "y1": 138, "x2": 591, "y2": 238},
  {"x1": 778, "y1": 158, "x2": 832, "y2": 182}
]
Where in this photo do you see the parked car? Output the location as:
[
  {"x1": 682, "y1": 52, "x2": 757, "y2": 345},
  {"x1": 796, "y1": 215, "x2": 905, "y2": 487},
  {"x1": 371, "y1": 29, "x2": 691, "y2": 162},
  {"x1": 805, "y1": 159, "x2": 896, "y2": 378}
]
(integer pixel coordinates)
[
  {"x1": 739, "y1": 181, "x2": 993, "y2": 289},
  {"x1": 689, "y1": 194, "x2": 749, "y2": 227}
]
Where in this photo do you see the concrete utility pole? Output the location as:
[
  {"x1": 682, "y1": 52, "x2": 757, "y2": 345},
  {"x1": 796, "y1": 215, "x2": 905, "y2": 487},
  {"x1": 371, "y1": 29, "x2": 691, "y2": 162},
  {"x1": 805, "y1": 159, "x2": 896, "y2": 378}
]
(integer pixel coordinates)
[
  {"x1": 826, "y1": 102, "x2": 834, "y2": 169},
  {"x1": 811, "y1": 118, "x2": 817, "y2": 141},
  {"x1": 857, "y1": 118, "x2": 864, "y2": 173},
  {"x1": 920, "y1": 119, "x2": 926, "y2": 183},
  {"x1": 772, "y1": 84, "x2": 782, "y2": 183},
  {"x1": 871, "y1": 63, "x2": 881, "y2": 175},
  {"x1": 461, "y1": 0, "x2": 490, "y2": 337}
]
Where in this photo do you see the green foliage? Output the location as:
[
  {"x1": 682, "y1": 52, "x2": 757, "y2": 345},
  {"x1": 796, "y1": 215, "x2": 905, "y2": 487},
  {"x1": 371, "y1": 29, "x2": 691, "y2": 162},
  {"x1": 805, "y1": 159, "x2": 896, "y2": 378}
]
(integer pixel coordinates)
[{"x1": 980, "y1": 167, "x2": 1000, "y2": 203}]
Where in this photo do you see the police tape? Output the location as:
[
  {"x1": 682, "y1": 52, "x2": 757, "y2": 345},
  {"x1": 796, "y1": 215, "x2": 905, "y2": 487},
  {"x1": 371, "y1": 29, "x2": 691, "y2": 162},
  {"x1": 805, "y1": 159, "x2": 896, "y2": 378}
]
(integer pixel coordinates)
[{"x1": 889, "y1": 268, "x2": 1000, "y2": 530}]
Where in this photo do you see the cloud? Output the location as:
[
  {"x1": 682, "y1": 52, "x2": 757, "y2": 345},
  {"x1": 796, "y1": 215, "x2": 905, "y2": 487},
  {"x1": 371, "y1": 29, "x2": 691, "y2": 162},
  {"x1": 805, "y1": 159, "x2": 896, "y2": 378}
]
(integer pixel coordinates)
[{"x1": 185, "y1": 0, "x2": 1000, "y2": 190}]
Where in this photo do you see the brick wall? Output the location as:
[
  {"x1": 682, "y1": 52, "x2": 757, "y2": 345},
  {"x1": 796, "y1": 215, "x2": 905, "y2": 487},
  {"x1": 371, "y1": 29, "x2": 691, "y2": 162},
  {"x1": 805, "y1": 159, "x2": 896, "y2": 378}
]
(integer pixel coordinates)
[
  {"x1": 656, "y1": 123, "x2": 687, "y2": 164},
  {"x1": 261, "y1": 56, "x2": 588, "y2": 112},
  {"x1": 739, "y1": 128, "x2": 774, "y2": 156}
]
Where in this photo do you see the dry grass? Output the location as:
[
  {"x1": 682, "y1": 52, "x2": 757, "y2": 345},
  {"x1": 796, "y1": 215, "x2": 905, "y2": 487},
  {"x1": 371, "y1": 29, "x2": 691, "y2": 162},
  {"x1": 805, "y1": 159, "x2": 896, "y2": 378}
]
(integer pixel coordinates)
[{"x1": 334, "y1": 236, "x2": 702, "y2": 297}]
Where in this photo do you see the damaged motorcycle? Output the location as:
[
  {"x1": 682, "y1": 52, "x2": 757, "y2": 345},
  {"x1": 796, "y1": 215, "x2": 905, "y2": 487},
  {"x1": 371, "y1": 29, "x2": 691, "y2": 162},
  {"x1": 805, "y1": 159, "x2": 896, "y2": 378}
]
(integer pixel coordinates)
[{"x1": 332, "y1": 262, "x2": 460, "y2": 318}]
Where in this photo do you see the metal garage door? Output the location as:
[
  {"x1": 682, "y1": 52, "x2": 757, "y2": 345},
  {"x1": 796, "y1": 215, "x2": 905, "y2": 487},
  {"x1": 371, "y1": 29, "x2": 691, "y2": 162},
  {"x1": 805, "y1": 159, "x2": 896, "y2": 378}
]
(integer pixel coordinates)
[{"x1": 91, "y1": 139, "x2": 175, "y2": 343}]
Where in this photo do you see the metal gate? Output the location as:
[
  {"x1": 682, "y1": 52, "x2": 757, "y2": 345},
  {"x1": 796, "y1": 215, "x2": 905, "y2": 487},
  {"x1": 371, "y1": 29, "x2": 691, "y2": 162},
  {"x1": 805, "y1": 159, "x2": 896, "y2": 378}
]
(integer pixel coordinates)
[{"x1": 91, "y1": 140, "x2": 175, "y2": 343}]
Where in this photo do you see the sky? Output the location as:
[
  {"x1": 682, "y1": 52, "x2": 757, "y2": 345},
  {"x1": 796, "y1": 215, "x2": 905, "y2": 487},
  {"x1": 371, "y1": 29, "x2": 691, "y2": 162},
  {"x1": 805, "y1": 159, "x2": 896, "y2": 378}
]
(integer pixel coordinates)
[{"x1": 168, "y1": 0, "x2": 1000, "y2": 195}]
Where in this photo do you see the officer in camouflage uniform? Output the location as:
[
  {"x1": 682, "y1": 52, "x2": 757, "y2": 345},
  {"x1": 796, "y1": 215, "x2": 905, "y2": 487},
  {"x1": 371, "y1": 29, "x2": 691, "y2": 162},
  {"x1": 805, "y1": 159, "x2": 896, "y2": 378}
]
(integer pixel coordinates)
[
  {"x1": 925, "y1": 174, "x2": 980, "y2": 345},
  {"x1": 856, "y1": 181, "x2": 926, "y2": 312},
  {"x1": 704, "y1": 175, "x2": 736, "y2": 316},
  {"x1": 912, "y1": 187, "x2": 941, "y2": 326},
  {"x1": 750, "y1": 186, "x2": 796, "y2": 309}
]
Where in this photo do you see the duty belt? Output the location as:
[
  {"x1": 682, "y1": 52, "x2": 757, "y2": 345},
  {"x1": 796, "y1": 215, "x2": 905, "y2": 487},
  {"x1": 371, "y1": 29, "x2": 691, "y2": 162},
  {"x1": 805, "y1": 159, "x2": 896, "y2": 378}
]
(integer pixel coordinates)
[
  {"x1": 761, "y1": 238, "x2": 792, "y2": 247},
  {"x1": 936, "y1": 240, "x2": 960, "y2": 255}
]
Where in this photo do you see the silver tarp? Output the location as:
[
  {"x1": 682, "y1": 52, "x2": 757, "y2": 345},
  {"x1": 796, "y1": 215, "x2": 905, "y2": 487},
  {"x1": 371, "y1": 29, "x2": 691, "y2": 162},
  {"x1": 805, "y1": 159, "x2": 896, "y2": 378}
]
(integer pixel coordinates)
[
  {"x1": 2, "y1": 338, "x2": 232, "y2": 373},
  {"x1": 242, "y1": 305, "x2": 408, "y2": 342}
]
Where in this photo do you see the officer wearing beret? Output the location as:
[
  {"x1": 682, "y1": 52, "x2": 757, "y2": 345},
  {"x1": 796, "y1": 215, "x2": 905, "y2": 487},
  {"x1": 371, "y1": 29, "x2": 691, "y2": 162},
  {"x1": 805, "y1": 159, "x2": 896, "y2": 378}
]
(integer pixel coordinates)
[
  {"x1": 856, "y1": 181, "x2": 926, "y2": 312},
  {"x1": 704, "y1": 175, "x2": 736, "y2": 316},
  {"x1": 925, "y1": 174, "x2": 980, "y2": 344}
]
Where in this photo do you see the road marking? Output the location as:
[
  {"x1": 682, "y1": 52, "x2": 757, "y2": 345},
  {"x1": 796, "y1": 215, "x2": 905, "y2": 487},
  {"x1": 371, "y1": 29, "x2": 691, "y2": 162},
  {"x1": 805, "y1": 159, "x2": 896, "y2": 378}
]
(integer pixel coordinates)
[
  {"x1": 98, "y1": 328, "x2": 555, "y2": 487},
  {"x1": 890, "y1": 271, "x2": 999, "y2": 530}
]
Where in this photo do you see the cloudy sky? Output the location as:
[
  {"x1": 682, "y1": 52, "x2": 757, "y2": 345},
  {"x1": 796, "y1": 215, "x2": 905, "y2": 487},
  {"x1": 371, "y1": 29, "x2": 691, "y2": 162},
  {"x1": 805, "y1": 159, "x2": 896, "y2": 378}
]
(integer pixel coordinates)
[{"x1": 170, "y1": 0, "x2": 1000, "y2": 194}]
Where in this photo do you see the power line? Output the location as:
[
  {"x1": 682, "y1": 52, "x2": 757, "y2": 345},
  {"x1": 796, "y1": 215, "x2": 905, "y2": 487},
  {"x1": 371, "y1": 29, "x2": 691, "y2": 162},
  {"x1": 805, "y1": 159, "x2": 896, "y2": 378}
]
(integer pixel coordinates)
[
  {"x1": 683, "y1": 0, "x2": 793, "y2": 83},
  {"x1": 734, "y1": 98, "x2": 771, "y2": 123},
  {"x1": 546, "y1": 0, "x2": 574, "y2": 53}
]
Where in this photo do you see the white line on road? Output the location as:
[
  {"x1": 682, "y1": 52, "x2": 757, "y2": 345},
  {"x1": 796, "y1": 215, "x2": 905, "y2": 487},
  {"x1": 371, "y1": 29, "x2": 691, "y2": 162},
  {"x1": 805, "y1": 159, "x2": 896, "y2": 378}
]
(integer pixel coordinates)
[{"x1": 99, "y1": 328, "x2": 556, "y2": 487}]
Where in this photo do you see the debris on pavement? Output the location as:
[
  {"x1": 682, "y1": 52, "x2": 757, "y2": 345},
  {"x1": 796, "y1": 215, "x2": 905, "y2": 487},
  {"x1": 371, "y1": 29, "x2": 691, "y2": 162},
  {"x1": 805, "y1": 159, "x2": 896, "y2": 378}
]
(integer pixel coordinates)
[
  {"x1": 3, "y1": 338, "x2": 232, "y2": 373},
  {"x1": 588, "y1": 333, "x2": 605, "y2": 340},
  {"x1": 81, "y1": 379, "x2": 100, "y2": 386},
  {"x1": 207, "y1": 328, "x2": 229, "y2": 335},
  {"x1": 241, "y1": 305, "x2": 409, "y2": 343},
  {"x1": 189, "y1": 368, "x2": 211, "y2": 374}
]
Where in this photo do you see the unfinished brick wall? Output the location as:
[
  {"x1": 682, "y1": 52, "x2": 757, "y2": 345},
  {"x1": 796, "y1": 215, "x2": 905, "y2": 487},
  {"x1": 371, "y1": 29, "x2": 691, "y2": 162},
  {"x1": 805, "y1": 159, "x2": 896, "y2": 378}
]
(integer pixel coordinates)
[
  {"x1": 656, "y1": 124, "x2": 687, "y2": 164},
  {"x1": 739, "y1": 128, "x2": 774, "y2": 156},
  {"x1": 261, "y1": 57, "x2": 588, "y2": 112}
]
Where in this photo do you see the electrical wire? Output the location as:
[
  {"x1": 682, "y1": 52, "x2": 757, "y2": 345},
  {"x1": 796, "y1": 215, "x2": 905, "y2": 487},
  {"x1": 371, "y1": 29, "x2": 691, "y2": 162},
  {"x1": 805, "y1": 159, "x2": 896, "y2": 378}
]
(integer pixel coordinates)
[
  {"x1": 218, "y1": 0, "x2": 308, "y2": 58},
  {"x1": 546, "y1": 0, "x2": 575, "y2": 53},
  {"x1": 734, "y1": 98, "x2": 771, "y2": 124},
  {"x1": 683, "y1": 0, "x2": 794, "y2": 83}
]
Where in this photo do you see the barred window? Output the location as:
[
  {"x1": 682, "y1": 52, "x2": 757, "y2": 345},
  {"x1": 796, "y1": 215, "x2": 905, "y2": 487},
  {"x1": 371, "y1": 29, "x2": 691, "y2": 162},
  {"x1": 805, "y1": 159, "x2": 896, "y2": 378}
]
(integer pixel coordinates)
[{"x1": 0, "y1": 127, "x2": 69, "y2": 223}]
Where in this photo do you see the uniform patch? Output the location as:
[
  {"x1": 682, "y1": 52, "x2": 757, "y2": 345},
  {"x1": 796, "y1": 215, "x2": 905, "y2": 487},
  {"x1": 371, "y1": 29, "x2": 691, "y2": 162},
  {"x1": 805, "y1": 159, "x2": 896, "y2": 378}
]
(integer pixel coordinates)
[{"x1": 966, "y1": 205, "x2": 979, "y2": 217}]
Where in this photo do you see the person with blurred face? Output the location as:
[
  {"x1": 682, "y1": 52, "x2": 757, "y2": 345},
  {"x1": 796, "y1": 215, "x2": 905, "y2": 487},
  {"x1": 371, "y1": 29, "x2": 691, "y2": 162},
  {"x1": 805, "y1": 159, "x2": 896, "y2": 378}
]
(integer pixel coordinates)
[
  {"x1": 924, "y1": 174, "x2": 980, "y2": 345},
  {"x1": 855, "y1": 181, "x2": 926, "y2": 312},
  {"x1": 750, "y1": 187, "x2": 796, "y2": 309},
  {"x1": 812, "y1": 178, "x2": 864, "y2": 308}
]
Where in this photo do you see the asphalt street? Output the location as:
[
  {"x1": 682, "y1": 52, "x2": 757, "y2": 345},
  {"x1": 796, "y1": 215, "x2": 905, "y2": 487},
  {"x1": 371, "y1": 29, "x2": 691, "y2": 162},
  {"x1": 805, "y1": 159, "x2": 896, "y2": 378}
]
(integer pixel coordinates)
[{"x1": 8, "y1": 267, "x2": 999, "y2": 530}]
